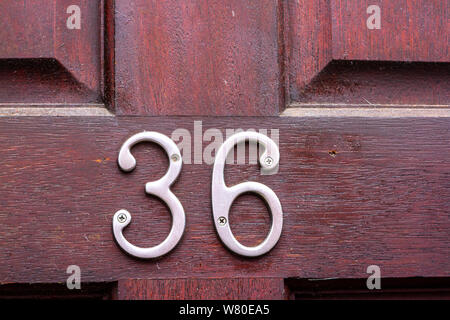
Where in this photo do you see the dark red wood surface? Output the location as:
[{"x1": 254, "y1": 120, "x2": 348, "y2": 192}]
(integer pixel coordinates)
[
  {"x1": 113, "y1": 0, "x2": 283, "y2": 115},
  {"x1": 0, "y1": 0, "x2": 103, "y2": 101},
  {"x1": 287, "y1": 0, "x2": 449, "y2": 100},
  {"x1": 0, "y1": 0, "x2": 449, "y2": 300},
  {"x1": 0, "y1": 116, "x2": 448, "y2": 283},
  {"x1": 0, "y1": 59, "x2": 101, "y2": 104},
  {"x1": 295, "y1": 61, "x2": 450, "y2": 106},
  {"x1": 287, "y1": 0, "x2": 332, "y2": 101},
  {"x1": 2, "y1": 1, "x2": 448, "y2": 111},
  {"x1": 117, "y1": 278, "x2": 286, "y2": 299},
  {"x1": 332, "y1": 0, "x2": 449, "y2": 62}
]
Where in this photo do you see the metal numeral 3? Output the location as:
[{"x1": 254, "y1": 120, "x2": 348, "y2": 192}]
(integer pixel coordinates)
[{"x1": 112, "y1": 132, "x2": 185, "y2": 259}]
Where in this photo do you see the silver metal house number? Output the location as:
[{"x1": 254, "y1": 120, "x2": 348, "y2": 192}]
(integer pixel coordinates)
[
  {"x1": 212, "y1": 132, "x2": 283, "y2": 257},
  {"x1": 112, "y1": 131, "x2": 185, "y2": 259},
  {"x1": 113, "y1": 130, "x2": 283, "y2": 259}
]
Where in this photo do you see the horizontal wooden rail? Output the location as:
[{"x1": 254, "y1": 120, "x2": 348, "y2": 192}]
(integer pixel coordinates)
[{"x1": 0, "y1": 116, "x2": 448, "y2": 283}]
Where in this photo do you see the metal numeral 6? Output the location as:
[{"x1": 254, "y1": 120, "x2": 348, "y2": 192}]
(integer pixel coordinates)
[{"x1": 212, "y1": 132, "x2": 283, "y2": 257}]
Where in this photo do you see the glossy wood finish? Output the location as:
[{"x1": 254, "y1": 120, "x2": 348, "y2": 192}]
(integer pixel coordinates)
[
  {"x1": 287, "y1": 0, "x2": 449, "y2": 100},
  {"x1": 113, "y1": 0, "x2": 283, "y2": 115},
  {"x1": 294, "y1": 61, "x2": 450, "y2": 106},
  {"x1": 117, "y1": 278, "x2": 286, "y2": 299},
  {"x1": 0, "y1": 0, "x2": 103, "y2": 101},
  {"x1": 287, "y1": 0, "x2": 332, "y2": 101},
  {"x1": 0, "y1": 59, "x2": 100, "y2": 104},
  {"x1": 0, "y1": 0, "x2": 449, "y2": 300},
  {"x1": 332, "y1": 0, "x2": 449, "y2": 62},
  {"x1": 0, "y1": 116, "x2": 448, "y2": 283},
  {"x1": 2, "y1": 1, "x2": 448, "y2": 111}
]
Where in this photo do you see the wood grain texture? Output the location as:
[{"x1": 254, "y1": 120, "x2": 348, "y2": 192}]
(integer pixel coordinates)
[
  {"x1": 287, "y1": 0, "x2": 449, "y2": 100},
  {"x1": 331, "y1": 0, "x2": 449, "y2": 62},
  {"x1": 117, "y1": 278, "x2": 286, "y2": 300},
  {"x1": 294, "y1": 61, "x2": 450, "y2": 106},
  {"x1": 114, "y1": 0, "x2": 282, "y2": 115},
  {"x1": 287, "y1": 0, "x2": 332, "y2": 101},
  {"x1": 0, "y1": 116, "x2": 448, "y2": 283},
  {"x1": 0, "y1": 0, "x2": 103, "y2": 99},
  {"x1": 54, "y1": 0, "x2": 103, "y2": 93},
  {"x1": 104, "y1": 0, "x2": 115, "y2": 111},
  {"x1": 0, "y1": 59, "x2": 100, "y2": 104},
  {"x1": 0, "y1": 1, "x2": 53, "y2": 58}
]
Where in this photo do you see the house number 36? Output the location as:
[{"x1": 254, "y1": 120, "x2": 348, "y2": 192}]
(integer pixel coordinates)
[{"x1": 113, "y1": 131, "x2": 283, "y2": 258}]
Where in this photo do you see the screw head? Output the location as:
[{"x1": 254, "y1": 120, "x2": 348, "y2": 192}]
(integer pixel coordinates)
[
  {"x1": 171, "y1": 154, "x2": 180, "y2": 162},
  {"x1": 117, "y1": 212, "x2": 127, "y2": 223},
  {"x1": 264, "y1": 156, "x2": 273, "y2": 166},
  {"x1": 218, "y1": 216, "x2": 227, "y2": 226}
]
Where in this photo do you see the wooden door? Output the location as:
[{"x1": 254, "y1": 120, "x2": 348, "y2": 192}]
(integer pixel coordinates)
[{"x1": 0, "y1": 0, "x2": 448, "y2": 300}]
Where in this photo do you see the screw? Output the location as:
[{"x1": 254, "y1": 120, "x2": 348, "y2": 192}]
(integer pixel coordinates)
[
  {"x1": 171, "y1": 154, "x2": 180, "y2": 162},
  {"x1": 264, "y1": 156, "x2": 273, "y2": 166},
  {"x1": 117, "y1": 212, "x2": 127, "y2": 223},
  {"x1": 218, "y1": 216, "x2": 227, "y2": 226}
]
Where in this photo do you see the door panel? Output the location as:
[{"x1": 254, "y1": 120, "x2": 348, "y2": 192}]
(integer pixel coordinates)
[
  {"x1": 288, "y1": 0, "x2": 450, "y2": 102},
  {"x1": 0, "y1": 0, "x2": 103, "y2": 102},
  {"x1": 114, "y1": 0, "x2": 283, "y2": 115},
  {"x1": 332, "y1": 0, "x2": 449, "y2": 62},
  {"x1": 290, "y1": 60, "x2": 450, "y2": 106},
  {"x1": 288, "y1": 0, "x2": 332, "y2": 96}
]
